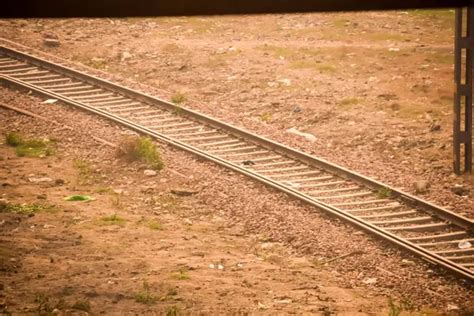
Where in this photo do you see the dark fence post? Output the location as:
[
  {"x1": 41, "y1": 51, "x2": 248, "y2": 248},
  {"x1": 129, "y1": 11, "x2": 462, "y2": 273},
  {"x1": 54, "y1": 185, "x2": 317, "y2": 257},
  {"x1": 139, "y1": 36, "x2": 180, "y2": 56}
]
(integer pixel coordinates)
[{"x1": 454, "y1": 6, "x2": 473, "y2": 174}]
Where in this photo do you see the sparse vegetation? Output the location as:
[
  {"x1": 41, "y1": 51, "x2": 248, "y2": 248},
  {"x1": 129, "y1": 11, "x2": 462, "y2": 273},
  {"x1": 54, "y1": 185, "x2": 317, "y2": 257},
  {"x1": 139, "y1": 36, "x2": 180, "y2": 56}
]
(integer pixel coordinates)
[
  {"x1": 72, "y1": 299, "x2": 91, "y2": 312},
  {"x1": 171, "y1": 268, "x2": 190, "y2": 280},
  {"x1": 135, "y1": 281, "x2": 157, "y2": 305},
  {"x1": 74, "y1": 159, "x2": 95, "y2": 185},
  {"x1": 259, "y1": 112, "x2": 272, "y2": 122},
  {"x1": 100, "y1": 213, "x2": 126, "y2": 226},
  {"x1": 0, "y1": 202, "x2": 55, "y2": 215},
  {"x1": 148, "y1": 219, "x2": 163, "y2": 230},
  {"x1": 171, "y1": 93, "x2": 186, "y2": 105},
  {"x1": 377, "y1": 187, "x2": 392, "y2": 199},
  {"x1": 117, "y1": 136, "x2": 164, "y2": 170},
  {"x1": 338, "y1": 98, "x2": 360, "y2": 107},
  {"x1": 166, "y1": 306, "x2": 180, "y2": 316},
  {"x1": 5, "y1": 132, "x2": 54, "y2": 157}
]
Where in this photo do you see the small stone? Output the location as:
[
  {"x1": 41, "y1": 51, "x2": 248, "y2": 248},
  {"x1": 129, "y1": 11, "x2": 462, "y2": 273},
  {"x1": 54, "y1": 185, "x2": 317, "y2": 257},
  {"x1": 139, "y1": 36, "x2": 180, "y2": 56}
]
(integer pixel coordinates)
[
  {"x1": 401, "y1": 259, "x2": 415, "y2": 266},
  {"x1": 55, "y1": 179, "x2": 65, "y2": 186},
  {"x1": 362, "y1": 277, "x2": 377, "y2": 285},
  {"x1": 37, "y1": 194, "x2": 47, "y2": 200},
  {"x1": 170, "y1": 189, "x2": 198, "y2": 196},
  {"x1": 121, "y1": 51, "x2": 133, "y2": 62},
  {"x1": 429, "y1": 123, "x2": 441, "y2": 132},
  {"x1": 451, "y1": 184, "x2": 469, "y2": 196},
  {"x1": 28, "y1": 177, "x2": 53, "y2": 183},
  {"x1": 184, "y1": 218, "x2": 193, "y2": 225},
  {"x1": 143, "y1": 170, "x2": 157, "y2": 176},
  {"x1": 43, "y1": 38, "x2": 60, "y2": 47},
  {"x1": 413, "y1": 180, "x2": 430, "y2": 194}
]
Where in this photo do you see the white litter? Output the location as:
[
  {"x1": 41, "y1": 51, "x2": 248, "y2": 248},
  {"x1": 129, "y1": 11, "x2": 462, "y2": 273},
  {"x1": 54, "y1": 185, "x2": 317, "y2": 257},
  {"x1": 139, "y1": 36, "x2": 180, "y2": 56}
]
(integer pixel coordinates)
[
  {"x1": 286, "y1": 128, "x2": 317, "y2": 143},
  {"x1": 43, "y1": 99, "x2": 58, "y2": 104},
  {"x1": 458, "y1": 240, "x2": 472, "y2": 249}
]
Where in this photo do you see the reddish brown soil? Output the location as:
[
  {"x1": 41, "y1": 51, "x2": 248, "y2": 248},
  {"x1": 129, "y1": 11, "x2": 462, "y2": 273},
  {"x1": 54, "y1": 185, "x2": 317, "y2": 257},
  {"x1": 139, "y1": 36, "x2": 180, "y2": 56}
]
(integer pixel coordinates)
[{"x1": 0, "y1": 10, "x2": 473, "y2": 315}]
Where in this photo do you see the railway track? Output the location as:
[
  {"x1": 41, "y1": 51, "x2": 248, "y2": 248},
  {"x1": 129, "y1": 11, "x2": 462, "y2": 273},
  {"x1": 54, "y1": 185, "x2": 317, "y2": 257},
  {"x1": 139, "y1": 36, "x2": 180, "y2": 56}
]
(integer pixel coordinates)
[{"x1": 0, "y1": 45, "x2": 473, "y2": 282}]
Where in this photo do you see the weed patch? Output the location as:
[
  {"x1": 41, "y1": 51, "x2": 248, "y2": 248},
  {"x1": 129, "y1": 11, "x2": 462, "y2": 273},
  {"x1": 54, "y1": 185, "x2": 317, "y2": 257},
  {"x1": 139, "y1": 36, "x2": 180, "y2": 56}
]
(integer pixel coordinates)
[
  {"x1": 135, "y1": 281, "x2": 157, "y2": 305},
  {"x1": 5, "y1": 132, "x2": 54, "y2": 157},
  {"x1": 117, "y1": 136, "x2": 164, "y2": 170},
  {"x1": 338, "y1": 98, "x2": 360, "y2": 107},
  {"x1": 171, "y1": 268, "x2": 190, "y2": 280},
  {"x1": 0, "y1": 202, "x2": 55, "y2": 215},
  {"x1": 171, "y1": 93, "x2": 186, "y2": 105},
  {"x1": 72, "y1": 299, "x2": 91, "y2": 312},
  {"x1": 74, "y1": 159, "x2": 96, "y2": 185},
  {"x1": 166, "y1": 306, "x2": 180, "y2": 316},
  {"x1": 148, "y1": 219, "x2": 163, "y2": 230},
  {"x1": 377, "y1": 187, "x2": 392, "y2": 198},
  {"x1": 99, "y1": 214, "x2": 126, "y2": 226}
]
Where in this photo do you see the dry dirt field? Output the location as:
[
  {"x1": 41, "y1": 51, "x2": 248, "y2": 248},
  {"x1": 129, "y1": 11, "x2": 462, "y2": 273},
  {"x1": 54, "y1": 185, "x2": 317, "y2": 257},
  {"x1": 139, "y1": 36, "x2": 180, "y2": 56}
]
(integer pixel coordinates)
[{"x1": 0, "y1": 9, "x2": 473, "y2": 315}]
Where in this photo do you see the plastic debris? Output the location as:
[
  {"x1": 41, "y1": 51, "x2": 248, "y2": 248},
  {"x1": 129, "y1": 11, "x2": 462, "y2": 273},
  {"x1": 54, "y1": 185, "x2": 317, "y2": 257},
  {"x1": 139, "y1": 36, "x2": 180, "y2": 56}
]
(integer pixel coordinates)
[
  {"x1": 217, "y1": 264, "x2": 224, "y2": 270},
  {"x1": 286, "y1": 128, "x2": 317, "y2": 143},
  {"x1": 28, "y1": 177, "x2": 53, "y2": 183},
  {"x1": 43, "y1": 99, "x2": 58, "y2": 104},
  {"x1": 209, "y1": 264, "x2": 215, "y2": 269},
  {"x1": 362, "y1": 277, "x2": 377, "y2": 285},
  {"x1": 458, "y1": 240, "x2": 472, "y2": 249},
  {"x1": 64, "y1": 195, "x2": 94, "y2": 202},
  {"x1": 143, "y1": 169, "x2": 157, "y2": 176}
]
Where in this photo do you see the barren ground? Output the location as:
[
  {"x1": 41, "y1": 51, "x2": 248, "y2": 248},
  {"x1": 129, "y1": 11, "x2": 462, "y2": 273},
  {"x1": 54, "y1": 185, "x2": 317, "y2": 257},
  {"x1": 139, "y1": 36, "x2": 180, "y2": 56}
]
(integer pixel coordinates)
[{"x1": 0, "y1": 9, "x2": 473, "y2": 315}]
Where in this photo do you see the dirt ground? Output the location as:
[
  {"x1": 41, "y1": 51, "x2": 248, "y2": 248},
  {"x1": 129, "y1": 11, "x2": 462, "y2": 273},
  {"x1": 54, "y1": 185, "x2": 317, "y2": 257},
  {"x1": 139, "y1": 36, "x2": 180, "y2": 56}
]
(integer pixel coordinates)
[{"x1": 0, "y1": 9, "x2": 474, "y2": 315}]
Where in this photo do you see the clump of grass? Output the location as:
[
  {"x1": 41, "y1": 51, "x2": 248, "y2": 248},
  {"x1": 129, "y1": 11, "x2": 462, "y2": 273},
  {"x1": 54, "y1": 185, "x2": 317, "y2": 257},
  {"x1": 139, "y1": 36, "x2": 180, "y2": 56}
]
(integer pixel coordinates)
[
  {"x1": 100, "y1": 213, "x2": 126, "y2": 226},
  {"x1": 339, "y1": 98, "x2": 360, "y2": 106},
  {"x1": 74, "y1": 159, "x2": 95, "y2": 185},
  {"x1": 377, "y1": 187, "x2": 392, "y2": 198},
  {"x1": 171, "y1": 269, "x2": 190, "y2": 280},
  {"x1": 5, "y1": 132, "x2": 23, "y2": 146},
  {"x1": 135, "y1": 281, "x2": 157, "y2": 305},
  {"x1": 148, "y1": 219, "x2": 163, "y2": 230},
  {"x1": 72, "y1": 299, "x2": 91, "y2": 312},
  {"x1": 16, "y1": 141, "x2": 53, "y2": 157},
  {"x1": 5, "y1": 132, "x2": 53, "y2": 157},
  {"x1": 166, "y1": 306, "x2": 180, "y2": 316},
  {"x1": 259, "y1": 112, "x2": 272, "y2": 122},
  {"x1": 171, "y1": 93, "x2": 186, "y2": 105},
  {"x1": 0, "y1": 202, "x2": 54, "y2": 215},
  {"x1": 117, "y1": 136, "x2": 164, "y2": 170}
]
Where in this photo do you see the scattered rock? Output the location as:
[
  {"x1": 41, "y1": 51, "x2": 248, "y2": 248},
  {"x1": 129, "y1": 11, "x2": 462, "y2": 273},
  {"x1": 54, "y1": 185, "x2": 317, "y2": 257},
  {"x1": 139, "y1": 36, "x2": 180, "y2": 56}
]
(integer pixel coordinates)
[
  {"x1": 43, "y1": 38, "x2": 60, "y2": 47},
  {"x1": 362, "y1": 277, "x2": 377, "y2": 285},
  {"x1": 55, "y1": 179, "x2": 65, "y2": 186},
  {"x1": 143, "y1": 169, "x2": 157, "y2": 176},
  {"x1": 287, "y1": 128, "x2": 317, "y2": 143},
  {"x1": 37, "y1": 194, "x2": 47, "y2": 200},
  {"x1": 28, "y1": 177, "x2": 53, "y2": 183},
  {"x1": 121, "y1": 51, "x2": 133, "y2": 62},
  {"x1": 458, "y1": 240, "x2": 472, "y2": 249},
  {"x1": 413, "y1": 180, "x2": 430, "y2": 194},
  {"x1": 429, "y1": 123, "x2": 441, "y2": 132},
  {"x1": 292, "y1": 106, "x2": 302, "y2": 113},
  {"x1": 171, "y1": 188, "x2": 198, "y2": 196},
  {"x1": 451, "y1": 184, "x2": 469, "y2": 196},
  {"x1": 184, "y1": 218, "x2": 193, "y2": 225}
]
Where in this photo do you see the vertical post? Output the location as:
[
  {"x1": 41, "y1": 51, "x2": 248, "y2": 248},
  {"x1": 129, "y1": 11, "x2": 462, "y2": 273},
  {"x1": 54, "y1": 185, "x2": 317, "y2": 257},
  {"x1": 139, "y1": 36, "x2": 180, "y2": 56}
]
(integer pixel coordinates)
[{"x1": 454, "y1": 6, "x2": 473, "y2": 174}]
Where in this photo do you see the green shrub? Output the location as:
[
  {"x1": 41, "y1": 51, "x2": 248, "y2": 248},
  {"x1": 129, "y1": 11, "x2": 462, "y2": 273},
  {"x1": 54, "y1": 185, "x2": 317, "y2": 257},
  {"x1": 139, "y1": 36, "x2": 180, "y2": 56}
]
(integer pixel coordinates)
[{"x1": 118, "y1": 136, "x2": 164, "y2": 170}]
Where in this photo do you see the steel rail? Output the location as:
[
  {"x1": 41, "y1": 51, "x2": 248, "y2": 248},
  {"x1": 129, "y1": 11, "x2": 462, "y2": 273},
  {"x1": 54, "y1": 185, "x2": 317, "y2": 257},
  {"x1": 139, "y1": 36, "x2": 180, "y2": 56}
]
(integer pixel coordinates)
[{"x1": 0, "y1": 45, "x2": 473, "y2": 281}]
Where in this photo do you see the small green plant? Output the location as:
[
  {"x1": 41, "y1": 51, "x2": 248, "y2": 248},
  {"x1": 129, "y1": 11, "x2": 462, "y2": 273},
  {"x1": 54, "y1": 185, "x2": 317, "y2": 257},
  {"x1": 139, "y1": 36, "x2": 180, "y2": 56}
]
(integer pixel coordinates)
[
  {"x1": 259, "y1": 112, "x2": 272, "y2": 122},
  {"x1": 117, "y1": 136, "x2": 164, "y2": 170},
  {"x1": 0, "y1": 202, "x2": 54, "y2": 215},
  {"x1": 171, "y1": 269, "x2": 190, "y2": 280},
  {"x1": 338, "y1": 98, "x2": 360, "y2": 107},
  {"x1": 148, "y1": 219, "x2": 163, "y2": 230},
  {"x1": 5, "y1": 133, "x2": 53, "y2": 157},
  {"x1": 166, "y1": 306, "x2": 180, "y2": 316},
  {"x1": 72, "y1": 299, "x2": 91, "y2": 312},
  {"x1": 377, "y1": 187, "x2": 392, "y2": 198},
  {"x1": 111, "y1": 193, "x2": 122, "y2": 209},
  {"x1": 388, "y1": 298, "x2": 402, "y2": 316},
  {"x1": 64, "y1": 195, "x2": 94, "y2": 202},
  {"x1": 171, "y1": 93, "x2": 186, "y2": 105},
  {"x1": 100, "y1": 213, "x2": 126, "y2": 225},
  {"x1": 74, "y1": 159, "x2": 95, "y2": 185},
  {"x1": 5, "y1": 132, "x2": 23, "y2": 146},
  {"x1": 135, "y1": 281, "x2": 157, "y2": 305}
]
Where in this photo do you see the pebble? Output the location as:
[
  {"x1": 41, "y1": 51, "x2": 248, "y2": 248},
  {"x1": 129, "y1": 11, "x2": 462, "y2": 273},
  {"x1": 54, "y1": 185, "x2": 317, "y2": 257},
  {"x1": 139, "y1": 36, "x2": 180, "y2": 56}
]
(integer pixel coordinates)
[
  {"x1": 451, "y1": 184, "x2": 469, "y2": 196},
  {"x1": 43, "y1": 38, "x2": 60, "y2": 47},
  {"x1": 413, "y1": 180, "x2": 430, "y2": 194},
  {"x1": 143, "y1": 169, "x2": 157, "y2": 176}
]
